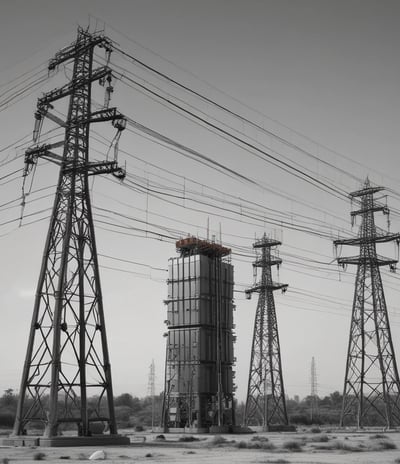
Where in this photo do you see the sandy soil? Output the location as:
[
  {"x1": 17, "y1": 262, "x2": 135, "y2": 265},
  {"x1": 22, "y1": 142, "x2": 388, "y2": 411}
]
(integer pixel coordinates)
[{"x1": 2, "y1": 429, "x2": 400, "y2": 463}]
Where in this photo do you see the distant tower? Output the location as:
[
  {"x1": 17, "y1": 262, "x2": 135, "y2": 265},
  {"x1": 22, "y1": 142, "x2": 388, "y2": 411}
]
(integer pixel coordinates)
[
  {"x1": 148, "y1": 360, "x2": 156, "y2": 431},
  {"x1": 244, "y1": 234, "x2": 289, "y2": 430},
  {"x1": 162, "y1": 237, "x2": 236, "y2": 432},
  {"x1": 335, "y1": 179, "x2": 400, "y2": 427},
  {"x1": 12, "y1": 29, "x2": 128, "y2": 444},
  {"x1": 310, "y1": 357, "x2": 318, "y2": 422}
]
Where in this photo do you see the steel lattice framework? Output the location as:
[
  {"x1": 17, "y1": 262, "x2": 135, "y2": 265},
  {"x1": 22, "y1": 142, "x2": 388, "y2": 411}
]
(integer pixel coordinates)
[
  {"x1": 310, "y1": 356, "x2": 318, "y2": 422},
  {"x1": 13, "y1": 29, "x2": 126, "y2": 438},
  {"x1": 244, "y1": 234, "x2": 289, "y2": 429},
  {"x1": 335, "y1": 179, "x2": 400, "y2": 428}
]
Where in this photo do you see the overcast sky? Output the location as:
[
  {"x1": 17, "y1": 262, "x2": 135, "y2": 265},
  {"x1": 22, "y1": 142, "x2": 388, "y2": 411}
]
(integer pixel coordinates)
[{"x1": 0, "y1": 0, "x2": 400, "y2": 403}]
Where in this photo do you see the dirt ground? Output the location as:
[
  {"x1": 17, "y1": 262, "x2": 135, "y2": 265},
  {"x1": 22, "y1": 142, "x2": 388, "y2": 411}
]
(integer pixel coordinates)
[{"x1": 2, "y1": 429, "x2": 400, "y2": 464}]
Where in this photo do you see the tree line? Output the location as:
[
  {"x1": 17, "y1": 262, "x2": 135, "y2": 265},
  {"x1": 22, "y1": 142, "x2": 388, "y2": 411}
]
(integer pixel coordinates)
[{"x1": 0, "y1": 389, "x2": 388, "y2": 429}]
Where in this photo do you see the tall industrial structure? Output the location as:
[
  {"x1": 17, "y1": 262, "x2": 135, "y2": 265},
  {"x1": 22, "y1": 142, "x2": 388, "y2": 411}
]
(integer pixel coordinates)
[
  {"x1": 162, "y1": 237, "x2": 236, "y2": 432},
  {"x1": 310, "y1": 357, "x2": 318, "y2": 422},
  {"x1": 244, "y1": 234, "x2": 289, "y2": 430},
  {"x1": 12, "y1": 29, "x2": 128, "y2": 445},
  {"x1": 147, "y1": 360, "x2": 156, "y2": 431},
  {"x1": 335, "y1": 179, "x2": 400, "y2": 428}
]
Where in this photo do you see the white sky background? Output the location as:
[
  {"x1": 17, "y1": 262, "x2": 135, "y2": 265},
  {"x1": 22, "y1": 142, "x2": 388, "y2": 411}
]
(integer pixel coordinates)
[{"x1": 0, "y1": 0, "x2": 400, "y2": 403}]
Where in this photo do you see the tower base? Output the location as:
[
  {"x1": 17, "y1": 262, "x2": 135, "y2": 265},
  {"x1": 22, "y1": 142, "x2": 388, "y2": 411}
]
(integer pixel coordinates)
[{"x1": 2, "y1": 434, "x2": 130, "y2": 447}]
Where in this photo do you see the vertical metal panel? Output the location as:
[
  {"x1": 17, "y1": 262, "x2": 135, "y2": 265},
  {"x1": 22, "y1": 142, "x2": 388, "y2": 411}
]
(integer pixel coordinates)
[{"x1": 164, "y1": 249, "x2": 235, "y2": 429}]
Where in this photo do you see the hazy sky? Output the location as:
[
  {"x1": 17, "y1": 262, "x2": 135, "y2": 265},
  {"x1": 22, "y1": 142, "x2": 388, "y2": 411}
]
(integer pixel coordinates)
[{"x1": 0, "y1": 0, "x2": 400, "y2": 403}]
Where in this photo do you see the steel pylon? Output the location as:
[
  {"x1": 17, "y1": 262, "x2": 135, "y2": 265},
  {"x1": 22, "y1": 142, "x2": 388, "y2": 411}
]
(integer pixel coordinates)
[
  {"x1": 310, "y1": 356, "x2": 318, "y2": 422},
  {"x1": 244, "y1": 234, "x2": 289, "y2": 429},
  {"x1": 335, "y1": 179, "x2": 400, "y2": 428},
  {"x1": 13, "y1": 28, "x2": 126, "y2": 438}
]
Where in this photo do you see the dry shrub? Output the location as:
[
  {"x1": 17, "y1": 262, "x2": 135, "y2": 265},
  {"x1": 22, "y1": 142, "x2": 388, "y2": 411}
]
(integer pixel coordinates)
[
  {"x1": 370, "y1": 440, "x2": 397, "y2": 451},
  {"x1": 282, "y1": 440, "x2": 302, "y2": 451},
  {"x1": 317, "y1": 440, "x2": 364, "y2": 452},
  {"x1": 371, "y1": 433, "x2": 388, "y2": 439},
  {"x1": 251, "y1": 435, "x2": 269, "y2": 442},
  {"x1": 264, "y1": 460, "x2": 289, "y2": 464},
  {"x1": 234, "y1": 440, "x2": 274, "y2": 450},
  {"x1": 309, "y1": 434, "x2": 330, "y2": 443},
  {"x1": 178, "y1": 435, "x2": 200, "y2": 442},
  {"x1": 33, "y1": 452, "x2": 46, "y2": 461},
  {"x1": 210, "y1": 435, "x2": 227, "y2": 446}
]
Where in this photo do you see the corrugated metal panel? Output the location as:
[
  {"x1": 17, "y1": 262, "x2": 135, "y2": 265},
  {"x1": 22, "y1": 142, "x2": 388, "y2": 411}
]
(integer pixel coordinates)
[
  {"x1": 166, "y1": 255, "x2": 234, "y2": 329},
  {"x1": 164, "y1": 250, "x2": 235, "y2": 428}
]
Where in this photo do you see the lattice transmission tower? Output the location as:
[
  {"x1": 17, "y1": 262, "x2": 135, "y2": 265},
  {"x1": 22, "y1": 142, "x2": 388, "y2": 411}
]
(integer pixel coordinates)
[
  {"x1": 335, "y1": 179, "x2": 400, "y2": 428},
  {"x1": 147, "y1": 360, "x2": 156, "y2": 431},
  {"x1": 244, "y1": 234, "x2": 289, "y2": 430},
  {"x1": 13, "y1": 28, "x2": 127, "y2": 441},
  {"x1": 310, "y1": 357, "x2": 318, "y2": 422}
]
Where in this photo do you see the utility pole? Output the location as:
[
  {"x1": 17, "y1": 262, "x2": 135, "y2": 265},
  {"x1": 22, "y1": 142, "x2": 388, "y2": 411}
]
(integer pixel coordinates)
[
  {"x1": 12, "y1": 28, "x2": 127, "y2": 441},
  {"x1": 310, "y1": 357, "x2": 318, "y2": 423},
  {"x1": 335, "y1": 179, "x2": 400, "y2": 428},
  {"x1": 244, "y1": 233, "x2": 289, "y2": 430}
]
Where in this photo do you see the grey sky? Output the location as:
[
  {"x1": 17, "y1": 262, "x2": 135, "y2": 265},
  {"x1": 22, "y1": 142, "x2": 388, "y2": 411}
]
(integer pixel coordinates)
[{"x1": 0, "y1": 0, "x2": 399, "y2": 402}]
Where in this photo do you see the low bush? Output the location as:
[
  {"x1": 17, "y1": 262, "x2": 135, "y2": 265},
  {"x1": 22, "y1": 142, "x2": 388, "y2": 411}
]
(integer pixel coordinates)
[
  {"x1": 33, "y1": 452, "x2": 46, "y2": 461},
  {"x1": 0, "y1": 413, "x2": 14, "y2": 428},
  {"x1": 211, "y1": 435, "x2": 227, "y2": 446},
  {"x1": 282, "y1": 440, "x2": 302, "y2": 451},
  {"x1": 317, "y1": 441, "x2": 364, "y2": 452},
  {"x1": 264, "y1": 460, "x2": 289, "y2": 464},
  {"x1": 178, "y1": 435, "x2": 199, "y2": 442},
  {"x1": 371, "y1": 433, "x2": 388, "y2": 439},
  {"x1": 309, "y1": 434, "x2": 330, "y2": 442},
  {"x1": 251, "y1": 435, "x2": 269, "y2": 442},
  {"x1": 234, "y1": 440, "x2": 275, "y2": 450},
  {"x1": 371, "y1": 440, "x2": 397, "y2": 451}
]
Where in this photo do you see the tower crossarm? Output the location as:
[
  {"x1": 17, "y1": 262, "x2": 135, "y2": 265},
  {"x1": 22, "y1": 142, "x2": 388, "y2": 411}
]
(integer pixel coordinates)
[
  {"x1": 84, "y1": 108, "x2": 126, "y2": 128},
  {"x1": 337, "y1": 255, "x2": 398, "y2": 267},
  {"x1": 253, "y1": 238, "x2": 281, "y2": 249},
  {"x1": 253, "y1": 256, "x2": 282, "y2": 267},
  {"x1": 349, "y1": 185, "x2": 384, "y2": 198},
  {"x1": 48, "y1": 32, "x2": 113, "y2": 71},
  {"x1": 37, "y1": 108, "x2": 126, "y2": 129},
  {"x1": 246, "y1": 282, "x2": 288, "y2": 295},
  {"x1": 38, "y1": 67, "x2": 111, "y2": 109},
  {"x1": 350, "y1": 205, "x2": 389, "y2": 217},
  {"x1": 25, "y1": 144, "x2": 64, "y2": 167},
  {"x1": 66, "y1": 160, "x2": 126, "y2": 179},
  {"x1": 334, "y1": 232, "x2": 400, "y2": 246}
]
